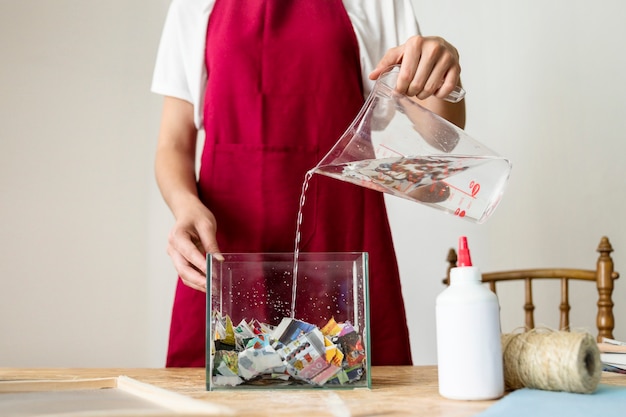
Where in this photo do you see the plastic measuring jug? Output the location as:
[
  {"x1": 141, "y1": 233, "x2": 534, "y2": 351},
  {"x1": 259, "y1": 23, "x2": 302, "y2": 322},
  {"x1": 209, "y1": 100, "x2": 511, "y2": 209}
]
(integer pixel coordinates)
[{"x1": 313, "y1": 65, "x2": 512, "y2": 224}]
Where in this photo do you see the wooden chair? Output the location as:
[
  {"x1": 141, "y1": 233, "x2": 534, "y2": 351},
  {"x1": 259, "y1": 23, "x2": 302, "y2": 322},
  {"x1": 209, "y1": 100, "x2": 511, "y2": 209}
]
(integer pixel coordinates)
[{"x1": 443, "y1": 236, "x2": 619, "y2": 342}]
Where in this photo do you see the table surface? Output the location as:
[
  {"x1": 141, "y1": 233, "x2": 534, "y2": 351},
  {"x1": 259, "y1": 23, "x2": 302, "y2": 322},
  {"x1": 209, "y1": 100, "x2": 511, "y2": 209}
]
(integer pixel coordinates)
[{"x1": 2, "y1": 366, "x2": 625, "y2": 417}]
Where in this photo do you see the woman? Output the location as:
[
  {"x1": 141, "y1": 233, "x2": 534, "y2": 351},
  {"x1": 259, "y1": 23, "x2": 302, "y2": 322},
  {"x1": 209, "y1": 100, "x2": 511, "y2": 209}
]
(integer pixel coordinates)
[{"x1": 152, "y1": 0, "x2": 465, "y2": 367}]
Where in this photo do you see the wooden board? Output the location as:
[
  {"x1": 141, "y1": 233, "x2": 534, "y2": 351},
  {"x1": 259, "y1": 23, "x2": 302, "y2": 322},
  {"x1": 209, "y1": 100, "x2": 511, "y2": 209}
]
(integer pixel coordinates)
[{"x1": 0, "y1": 375, "x2": 232, "y2": 416}]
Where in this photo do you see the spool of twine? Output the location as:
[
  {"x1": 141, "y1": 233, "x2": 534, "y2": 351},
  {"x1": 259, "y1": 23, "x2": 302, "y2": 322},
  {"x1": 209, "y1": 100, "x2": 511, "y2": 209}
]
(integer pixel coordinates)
[{"x1": 501, "y1": 329, "x2": 601, "y2": 394}]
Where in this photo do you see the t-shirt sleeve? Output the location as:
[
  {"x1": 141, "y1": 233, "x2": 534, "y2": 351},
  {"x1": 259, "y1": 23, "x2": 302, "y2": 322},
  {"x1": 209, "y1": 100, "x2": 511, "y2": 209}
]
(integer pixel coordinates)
[
  {"x1": 150, "y1": 0, "x2": 213, "y2": 128},
  {"x1": 151, "y1": 1, "x2": 193, "y2": 102}
]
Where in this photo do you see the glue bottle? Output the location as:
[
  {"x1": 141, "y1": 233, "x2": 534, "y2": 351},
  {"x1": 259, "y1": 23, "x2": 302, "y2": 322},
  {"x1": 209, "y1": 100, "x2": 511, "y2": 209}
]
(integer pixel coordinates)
[{"x1": 435, "y1": 236, "x2": 504, "y2": 400}]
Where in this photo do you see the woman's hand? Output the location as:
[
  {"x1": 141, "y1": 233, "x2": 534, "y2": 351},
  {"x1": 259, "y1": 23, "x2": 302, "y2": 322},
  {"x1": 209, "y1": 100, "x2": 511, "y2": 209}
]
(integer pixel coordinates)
[
  {"x1": 370, "y1": 35, "x2": 462, "y2": 101},
  {"x1": 370, "y1": 35, "x2": 466, "y2": 129},
  {"x1": 166, "y1": 200, "x2": 221, "y2": 292},
  {"x1": 155, "y1": 96, "x2": 222, "y2": 292}
]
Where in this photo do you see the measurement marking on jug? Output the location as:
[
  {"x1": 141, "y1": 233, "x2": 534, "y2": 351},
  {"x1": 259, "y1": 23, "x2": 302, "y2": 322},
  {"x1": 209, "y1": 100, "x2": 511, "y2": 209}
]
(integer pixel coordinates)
[
  {"x1": 375, "y1": 143, "x2": 405, "y2": 158},
  {"x1": 445, "y1": 180, "x2": 481, "y2": 219},
  {"x1": 445, "y1": 180, "x2": 482, "y2": 199}
]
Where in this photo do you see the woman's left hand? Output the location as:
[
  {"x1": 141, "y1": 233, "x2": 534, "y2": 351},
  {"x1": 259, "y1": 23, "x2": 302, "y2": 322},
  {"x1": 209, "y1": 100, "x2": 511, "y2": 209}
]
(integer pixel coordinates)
[{"x1": 370, "y1": 35, "x2": 461, "y2": 101}]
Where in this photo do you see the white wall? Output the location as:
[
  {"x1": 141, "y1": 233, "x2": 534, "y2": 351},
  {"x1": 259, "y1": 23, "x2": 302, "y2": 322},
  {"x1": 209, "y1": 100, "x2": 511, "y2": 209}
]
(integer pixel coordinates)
[
  {"x1": 0, "y1": 0, "x2": 174, "y2": 367},
  {"x1": 0, "y1": 0, "x2": 624, "y2": 367}
]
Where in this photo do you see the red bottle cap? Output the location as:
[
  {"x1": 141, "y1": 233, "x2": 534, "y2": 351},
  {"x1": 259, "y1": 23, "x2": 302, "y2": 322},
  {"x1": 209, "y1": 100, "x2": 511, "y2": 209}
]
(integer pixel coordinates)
[{"x1": 457, "y1": 236, "x2": 473, "y2": 267}]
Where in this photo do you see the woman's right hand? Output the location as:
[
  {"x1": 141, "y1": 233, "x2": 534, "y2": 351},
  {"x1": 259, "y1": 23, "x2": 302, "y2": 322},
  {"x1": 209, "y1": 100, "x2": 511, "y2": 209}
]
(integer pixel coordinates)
[
  {"x1": 155, "y1": 96, "x2": 222, "y2": 292},
  {"x1": 167, "y1": 200, "x2": 221, "y2": 292}
]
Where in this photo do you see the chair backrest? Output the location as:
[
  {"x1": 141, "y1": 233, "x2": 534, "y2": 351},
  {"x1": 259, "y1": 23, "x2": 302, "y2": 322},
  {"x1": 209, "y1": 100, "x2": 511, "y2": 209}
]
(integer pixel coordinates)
[{"x1": 443, "y1": 236, "x2": 620, "y2": 342}]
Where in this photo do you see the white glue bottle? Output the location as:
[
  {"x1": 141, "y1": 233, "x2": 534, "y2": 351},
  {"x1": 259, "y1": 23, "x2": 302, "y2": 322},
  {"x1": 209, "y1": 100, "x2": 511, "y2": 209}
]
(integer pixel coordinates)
[{"x1": 435, "y1": 236, "x2": 504, "y2": 400}]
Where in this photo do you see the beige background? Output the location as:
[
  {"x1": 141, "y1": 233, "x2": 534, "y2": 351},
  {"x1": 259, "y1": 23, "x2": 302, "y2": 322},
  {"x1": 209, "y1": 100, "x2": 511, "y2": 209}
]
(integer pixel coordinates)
[{"x1": 1, "y1": 0, "x2": 624, "y2": 367}]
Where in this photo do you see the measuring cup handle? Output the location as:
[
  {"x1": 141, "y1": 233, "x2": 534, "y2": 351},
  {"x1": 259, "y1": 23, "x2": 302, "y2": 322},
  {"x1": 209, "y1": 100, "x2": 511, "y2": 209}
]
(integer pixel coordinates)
[{"x1": 444, "y1": 85, "x2": 466, "y2": 103}]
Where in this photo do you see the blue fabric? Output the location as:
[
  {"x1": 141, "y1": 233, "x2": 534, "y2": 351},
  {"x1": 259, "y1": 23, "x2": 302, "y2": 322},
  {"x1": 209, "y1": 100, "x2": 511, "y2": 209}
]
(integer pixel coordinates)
[{"x1": 476, "y1": 384, "x2": 626, "y2": 417}]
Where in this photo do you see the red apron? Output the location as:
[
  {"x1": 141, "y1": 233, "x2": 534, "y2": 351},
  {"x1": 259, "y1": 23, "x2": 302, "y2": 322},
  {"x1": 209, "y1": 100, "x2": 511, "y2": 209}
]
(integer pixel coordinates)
[{"x1": 166, "y1": 0, "x2": 412, "y2": 367}]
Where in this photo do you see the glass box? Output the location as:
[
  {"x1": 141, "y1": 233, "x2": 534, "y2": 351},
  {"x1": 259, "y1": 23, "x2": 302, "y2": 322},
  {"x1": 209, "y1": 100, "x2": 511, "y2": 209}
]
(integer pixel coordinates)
[{"x1": 206, "y1": 252, "x2": 370, "y2": 390}]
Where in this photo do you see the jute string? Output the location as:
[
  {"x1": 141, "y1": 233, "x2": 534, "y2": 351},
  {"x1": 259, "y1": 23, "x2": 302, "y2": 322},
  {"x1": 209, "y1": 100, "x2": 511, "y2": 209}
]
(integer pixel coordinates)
[{"x1": 501, "y1": 329, "x2": 601, "y2": 394}]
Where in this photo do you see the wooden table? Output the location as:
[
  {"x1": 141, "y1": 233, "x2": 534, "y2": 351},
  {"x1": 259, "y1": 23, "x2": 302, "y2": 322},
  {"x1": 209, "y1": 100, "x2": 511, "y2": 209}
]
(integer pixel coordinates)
[{"x1": 2, "y1": 366, "x2": 626, "y2": 417}]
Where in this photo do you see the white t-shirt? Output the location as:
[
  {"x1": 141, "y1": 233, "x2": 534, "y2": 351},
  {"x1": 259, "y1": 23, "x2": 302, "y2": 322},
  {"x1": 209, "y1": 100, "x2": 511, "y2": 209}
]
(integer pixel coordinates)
[{"x1": 151, "y1": 0, "x2": 421, "y2": 129}]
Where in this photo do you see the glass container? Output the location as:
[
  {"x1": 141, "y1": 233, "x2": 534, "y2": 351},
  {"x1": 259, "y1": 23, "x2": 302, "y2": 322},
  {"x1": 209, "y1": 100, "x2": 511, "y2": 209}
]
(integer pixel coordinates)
[{"x1": 206, "y1": 252, "x2": 370, "y2": 390}]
